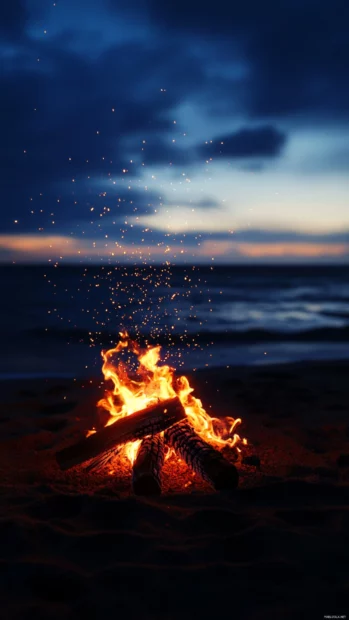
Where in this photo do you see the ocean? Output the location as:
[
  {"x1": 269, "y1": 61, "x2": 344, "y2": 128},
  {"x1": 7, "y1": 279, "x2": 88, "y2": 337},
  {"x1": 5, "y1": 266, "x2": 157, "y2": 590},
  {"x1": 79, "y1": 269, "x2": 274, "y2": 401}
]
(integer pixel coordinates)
[{"x1": 1, "y1": 264, "x2": 348, "y2": 378}]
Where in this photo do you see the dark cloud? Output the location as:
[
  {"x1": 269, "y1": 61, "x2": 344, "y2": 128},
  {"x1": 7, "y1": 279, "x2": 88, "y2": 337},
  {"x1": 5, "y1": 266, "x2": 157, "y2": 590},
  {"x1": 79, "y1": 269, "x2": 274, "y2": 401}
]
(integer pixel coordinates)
[
  {"x1": 0, "y1": 34, "x2": 205, "y2": 234},
  {"x1": 134, "y1": 126, "x2": 287, "y2": 168},
  {"x1": 0, "y1": 182, "x2": 164, "y2": 235},
  {"x1": 0, "y1": 1, "x2": 27, "y2": 40},
  {"x1": 1, "y1": 40, "x2": 175, "y2": 184},
  {"x1": 111, "y1": 0, "x2": 349, "y2": 120},
  {"x1": 233, "y1": 229, "x2": 349, "y2": 245},
  {"x1": 248, "y1": 3, "x2": 349, "y2": 119},
  {"x1": 186, "y1": 198, "x2": 221, "y2": 209},
  {"x1": 134, "y1": 139, "x2": 192, "y2": 167},
  {"x1": 200, "y1": 126, "x2": 286, "y2": 159},
  {"x1": 158, "y1": 196, "x2": 221, "y2": 208},
  {"x1": 1, "y1": 23, "x2": 290, "y2": 239}
]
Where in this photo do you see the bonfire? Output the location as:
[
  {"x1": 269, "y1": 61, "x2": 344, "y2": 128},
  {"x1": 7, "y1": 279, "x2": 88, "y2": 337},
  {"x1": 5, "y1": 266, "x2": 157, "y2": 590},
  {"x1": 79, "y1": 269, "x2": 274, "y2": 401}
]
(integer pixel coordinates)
[{"x1": 56, "y1": 332, "x2": 246, "y2": 494}]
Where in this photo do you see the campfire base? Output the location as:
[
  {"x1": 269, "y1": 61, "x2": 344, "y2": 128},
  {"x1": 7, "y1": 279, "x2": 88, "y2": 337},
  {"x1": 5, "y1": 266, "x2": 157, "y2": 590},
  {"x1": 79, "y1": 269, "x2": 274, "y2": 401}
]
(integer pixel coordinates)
[
  {"x1": 132, "y1": 435, "x2": 165, "y2": 496},
  {"x1": 56, "y1": 396, "x2": 186, "y2": 471},
  {"x1": 165, "y1": 420, "x2": 239, "y2": 491},
  {"x1": 83, "y1": 447, "x2": 121, "y2": 473}
]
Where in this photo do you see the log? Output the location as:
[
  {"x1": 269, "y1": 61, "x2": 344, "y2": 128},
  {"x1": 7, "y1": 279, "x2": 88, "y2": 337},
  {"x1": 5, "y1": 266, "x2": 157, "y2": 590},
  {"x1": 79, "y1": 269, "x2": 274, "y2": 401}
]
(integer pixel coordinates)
[
  {"x1": 132, "y1": 435, "x2": 165, "y2": 496},
  {"x1": 83, "y1": 446, "x2": 121, "y2": 473},
  {"x1": 56, "y1": 397, "x2": 186, "y2": 471},
  {"x1": 164, "y1": 420, "x2": 239, "y2": 490}
]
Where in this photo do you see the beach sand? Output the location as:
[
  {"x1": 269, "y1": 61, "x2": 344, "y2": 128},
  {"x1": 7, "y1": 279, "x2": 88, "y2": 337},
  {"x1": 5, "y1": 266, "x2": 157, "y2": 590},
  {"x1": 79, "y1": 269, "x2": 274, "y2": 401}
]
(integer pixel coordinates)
[{"x1": 1, "y1": 360, "x2": 348, "y2": 619}]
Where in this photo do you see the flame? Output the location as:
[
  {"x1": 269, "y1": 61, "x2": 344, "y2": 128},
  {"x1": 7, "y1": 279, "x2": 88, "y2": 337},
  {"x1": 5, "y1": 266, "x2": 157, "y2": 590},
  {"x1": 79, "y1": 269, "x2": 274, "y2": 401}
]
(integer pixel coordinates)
[{"x1": 96, "y1": 332, "x2": 245, "y2": 465}]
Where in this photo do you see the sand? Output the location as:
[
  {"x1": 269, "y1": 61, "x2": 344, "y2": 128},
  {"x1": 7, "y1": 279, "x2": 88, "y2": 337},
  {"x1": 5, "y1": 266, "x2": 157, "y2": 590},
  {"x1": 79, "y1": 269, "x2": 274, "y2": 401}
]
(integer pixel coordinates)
[{"x1": 1, "y1": 361, "x2": 349, "y2": 619}]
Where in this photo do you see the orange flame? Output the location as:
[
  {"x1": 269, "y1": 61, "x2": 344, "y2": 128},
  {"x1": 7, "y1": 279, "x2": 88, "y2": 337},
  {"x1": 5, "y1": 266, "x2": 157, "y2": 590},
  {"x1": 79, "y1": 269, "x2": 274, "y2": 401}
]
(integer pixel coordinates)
[{"x1": 96, "y1": 332, "x2": 245, "y2": 464}]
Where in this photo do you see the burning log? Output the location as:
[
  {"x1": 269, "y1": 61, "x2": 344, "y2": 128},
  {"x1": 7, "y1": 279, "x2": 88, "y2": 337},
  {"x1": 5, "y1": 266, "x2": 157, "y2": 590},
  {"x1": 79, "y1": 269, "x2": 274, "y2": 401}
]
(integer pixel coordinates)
[
  {"x1": 132, "y1": 435, "x2": 165, "y2": 496},
  {"x1": 83, "y1": 446, "x2": 121, "y2": 473},
  {"x1": 56, "y1": 397, "x2": 185, "y2": 471},
  {"x1": 164, "y1": 420, "x2": 239, "y2": 490}
]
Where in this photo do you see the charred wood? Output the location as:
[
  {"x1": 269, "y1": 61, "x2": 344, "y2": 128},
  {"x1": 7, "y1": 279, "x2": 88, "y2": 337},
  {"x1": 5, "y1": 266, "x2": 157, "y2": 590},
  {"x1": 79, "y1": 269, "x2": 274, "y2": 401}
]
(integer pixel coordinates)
[
  {"x1": 132, "y1": 435, "x2": 165, "y2": 496},
  {"x1": 164, "y1": 420, "x2": 239, "y2": 490},
  {"x1": 56, "y1": 397, "x2": 185, "y2": 471},
  {"x1": 83, "y1": 446, "x2": 121, "y2": 473}
]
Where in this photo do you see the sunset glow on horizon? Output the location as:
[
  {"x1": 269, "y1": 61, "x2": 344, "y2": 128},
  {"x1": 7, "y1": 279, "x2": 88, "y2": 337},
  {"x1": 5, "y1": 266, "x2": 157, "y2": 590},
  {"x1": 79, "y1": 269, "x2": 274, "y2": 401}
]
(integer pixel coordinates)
[{"x1": 1, "y1": 233, "x2": 348, "y2": 263}]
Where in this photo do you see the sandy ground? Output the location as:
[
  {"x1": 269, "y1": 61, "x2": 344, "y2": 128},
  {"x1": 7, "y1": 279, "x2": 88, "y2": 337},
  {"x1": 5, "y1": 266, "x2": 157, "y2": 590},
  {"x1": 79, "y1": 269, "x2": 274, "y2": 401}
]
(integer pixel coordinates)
[{"x1": 0, "y1": 360, "x2": 349, "y2": 619}]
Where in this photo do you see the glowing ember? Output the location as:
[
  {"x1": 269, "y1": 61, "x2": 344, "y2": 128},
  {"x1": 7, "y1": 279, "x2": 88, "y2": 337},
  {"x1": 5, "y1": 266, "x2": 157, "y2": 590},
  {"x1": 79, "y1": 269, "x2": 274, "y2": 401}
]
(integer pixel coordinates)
[{"x1": 95, "y1": 332, "x2": 246, "y2": 465}]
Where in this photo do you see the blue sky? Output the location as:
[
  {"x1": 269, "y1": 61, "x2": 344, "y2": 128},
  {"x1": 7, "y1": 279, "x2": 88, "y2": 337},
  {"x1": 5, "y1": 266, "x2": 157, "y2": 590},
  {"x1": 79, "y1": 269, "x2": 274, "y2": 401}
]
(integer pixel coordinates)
[{"x1": 1, "y1": 0, "x2": 349, "y2": 263}]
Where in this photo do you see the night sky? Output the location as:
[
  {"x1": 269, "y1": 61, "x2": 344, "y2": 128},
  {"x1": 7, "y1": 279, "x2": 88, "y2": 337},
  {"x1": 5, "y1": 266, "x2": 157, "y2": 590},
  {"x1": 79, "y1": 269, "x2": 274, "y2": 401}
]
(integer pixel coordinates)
[{"x1": 1, "y1": 0, "x2": 349, "y2": 264}]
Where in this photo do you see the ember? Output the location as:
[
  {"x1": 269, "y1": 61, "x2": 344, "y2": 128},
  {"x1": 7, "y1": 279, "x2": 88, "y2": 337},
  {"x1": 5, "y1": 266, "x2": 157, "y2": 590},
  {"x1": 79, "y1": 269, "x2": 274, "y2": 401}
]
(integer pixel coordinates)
[{"x1": 56, "y1": 332, "x2": 246, "y2": 493}]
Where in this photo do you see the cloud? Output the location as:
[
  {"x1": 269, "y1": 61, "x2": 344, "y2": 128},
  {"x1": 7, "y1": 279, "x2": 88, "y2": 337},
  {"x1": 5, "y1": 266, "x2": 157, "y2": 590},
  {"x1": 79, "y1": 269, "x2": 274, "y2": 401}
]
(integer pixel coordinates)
[
  {"x1": 0, "y1": 33, "x2": 206, "y2": 235},
  {"x1": 131, "y1": 206, "x2": 231, "y2": 234},
  {"x1": 233, "y1": 229, "x2": 349, "y2": 245},
  {"x1": 164, "y1": 197, "x2": 221, "y2": 209},
  {"x1": 133, "y1": 138, "x2": 192, "y2": 167},
  {"x1": 0, "y1": 183, "x2": 165, "y2": 236},
  {"x1": 0, "y1": 0, "x2": 27, "y2": 40},
  {"x1": 200, "y1": 126, "x2": 287, "y2": 159},
  {"x1": 111, "y1": 0, "x2": 349, "y2": 121},
  {"x1": 1, "y1": 40, "x2": 175, "y2": 184},
  {"x1": 0, "y1": 27, "x2": 288, "y2": 241},
  {"x1": 135, "y1": 126, "x2": 287, "y2": 169}
]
